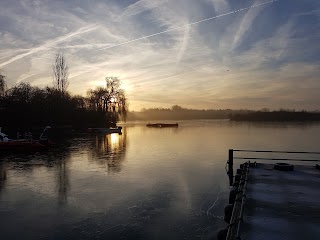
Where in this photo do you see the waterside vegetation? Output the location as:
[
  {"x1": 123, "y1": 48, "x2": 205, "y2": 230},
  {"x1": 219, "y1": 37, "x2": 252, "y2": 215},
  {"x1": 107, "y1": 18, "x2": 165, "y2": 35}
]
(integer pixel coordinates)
[{"x1": 0, "y1": 53, "x2": 127, "y2": 132}]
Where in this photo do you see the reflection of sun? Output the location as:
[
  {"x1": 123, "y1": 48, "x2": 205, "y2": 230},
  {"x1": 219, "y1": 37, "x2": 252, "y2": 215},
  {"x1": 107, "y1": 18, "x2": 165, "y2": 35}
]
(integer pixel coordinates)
[
  {"x1": 109, "y1": 133, "x2": 120, "y2": 150},
  {"x1": 100, "y1": 136, "x2": 105, "y2": 153}
]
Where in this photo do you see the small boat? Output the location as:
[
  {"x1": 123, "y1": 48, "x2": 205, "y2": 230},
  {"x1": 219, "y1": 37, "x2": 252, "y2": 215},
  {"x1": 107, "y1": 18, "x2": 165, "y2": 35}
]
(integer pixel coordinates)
[
  {"x1": 87, "y1": 126, "x2": 122, "y2": 134},
  {"x1": 0, "y1": 126, "x2": 53, "y2": 151},
  {"x1": 146, "y1": 123, "x2": 178, "y2": 128}
]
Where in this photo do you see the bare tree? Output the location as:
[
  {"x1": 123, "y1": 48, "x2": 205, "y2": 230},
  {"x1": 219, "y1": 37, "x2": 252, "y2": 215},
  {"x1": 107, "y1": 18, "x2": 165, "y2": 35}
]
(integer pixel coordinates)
[
  {"x1": 52, "y1": 52, "x2": 69, "y2": 94},
  {"x1": 104, "y1": 77, "x2": 127, "y2": 119},
  {"x1": 0, "y1": 70, "x2": 6, "y2": 97},
  {"x1": 86, "y1": 76, "x2": 128, "y2": 121}
]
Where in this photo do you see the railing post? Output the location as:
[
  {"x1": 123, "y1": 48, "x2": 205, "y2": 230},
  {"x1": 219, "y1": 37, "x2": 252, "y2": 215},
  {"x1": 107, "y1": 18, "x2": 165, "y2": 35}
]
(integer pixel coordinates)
[{"x1": 228, "y1": 149, "x2": 234, "y2": 186}]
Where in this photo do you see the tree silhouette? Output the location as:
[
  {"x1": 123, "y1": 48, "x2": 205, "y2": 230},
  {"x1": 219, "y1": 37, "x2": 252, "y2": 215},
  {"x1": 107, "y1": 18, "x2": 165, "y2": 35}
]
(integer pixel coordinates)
[
  {"x1": 86, "y1": 77, "x2": 127, "y2": 125},
  {"x1": 0, "y1": 70, "x2": 6, "y2": 97},
  {"x1": 0, "y1": 71, "x2": 127, "y2": 129},
  {"x1": 52, "y1": 52, "x2": 69, "y2": 95}
]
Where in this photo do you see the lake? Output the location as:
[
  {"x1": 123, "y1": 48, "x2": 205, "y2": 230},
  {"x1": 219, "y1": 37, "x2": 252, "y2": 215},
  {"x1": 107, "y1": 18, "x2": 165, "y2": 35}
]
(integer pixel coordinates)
[{"x1": 1, "y1": 120, "x2": 320, "y2": 240}]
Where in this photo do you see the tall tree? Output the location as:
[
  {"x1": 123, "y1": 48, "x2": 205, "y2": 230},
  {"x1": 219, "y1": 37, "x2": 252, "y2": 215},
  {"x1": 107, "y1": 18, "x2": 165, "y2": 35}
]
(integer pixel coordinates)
[
  {"x1": 0, "y1": 70, "x2": 6, "y2": 97},
  {"x1": 52, "y1": 52, "x2": 69, "y2": 94},
  {"x1": 103, "y1": 77, "x2": 127, "y2": 121}
]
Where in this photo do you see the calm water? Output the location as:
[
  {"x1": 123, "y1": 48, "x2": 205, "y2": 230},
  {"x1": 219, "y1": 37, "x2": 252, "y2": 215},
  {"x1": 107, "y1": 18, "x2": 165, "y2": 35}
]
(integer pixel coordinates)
[{"x1": 1, "y1": 120, "x2": 320, "y2": 240}]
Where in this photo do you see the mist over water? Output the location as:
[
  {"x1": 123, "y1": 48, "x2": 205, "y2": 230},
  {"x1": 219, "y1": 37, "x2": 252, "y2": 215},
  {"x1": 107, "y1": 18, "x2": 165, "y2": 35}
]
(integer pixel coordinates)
[{"x1": 1, "y1": 120, "x2": 319, "y2": 239}]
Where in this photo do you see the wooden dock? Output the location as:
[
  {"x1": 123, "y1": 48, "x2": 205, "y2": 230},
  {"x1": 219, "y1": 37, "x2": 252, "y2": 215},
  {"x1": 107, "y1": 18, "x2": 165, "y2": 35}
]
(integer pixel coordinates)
[{"x1": 219, "y1": 150, "x2": 320, "y2": 240}]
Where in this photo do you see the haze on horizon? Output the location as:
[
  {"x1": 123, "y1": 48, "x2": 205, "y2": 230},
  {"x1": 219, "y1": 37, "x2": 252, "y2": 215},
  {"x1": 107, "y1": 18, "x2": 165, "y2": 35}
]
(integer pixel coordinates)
[{"x1": 0, "y1": 0, "x2": 319, "y2": 111}]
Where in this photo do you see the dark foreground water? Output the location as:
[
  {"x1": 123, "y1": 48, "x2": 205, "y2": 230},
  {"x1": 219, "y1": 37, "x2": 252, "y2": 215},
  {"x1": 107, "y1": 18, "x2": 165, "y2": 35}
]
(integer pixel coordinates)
[{"x1": 1, "y1": 120, "x2": 320, "y2": 240}]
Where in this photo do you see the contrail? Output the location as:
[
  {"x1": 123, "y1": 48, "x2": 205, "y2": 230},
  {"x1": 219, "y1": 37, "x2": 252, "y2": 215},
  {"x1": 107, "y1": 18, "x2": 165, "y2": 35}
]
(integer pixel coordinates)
[
  {"x1": 0, "y1": 25, "x2": 97, "y2": 68},
  {"x1": 97, "y1": 0, "x2": 279, "y2": 51}
]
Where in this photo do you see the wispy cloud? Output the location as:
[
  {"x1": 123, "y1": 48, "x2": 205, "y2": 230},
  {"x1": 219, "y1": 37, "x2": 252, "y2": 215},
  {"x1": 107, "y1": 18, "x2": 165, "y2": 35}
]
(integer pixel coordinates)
[
  {"x1": 0, "y1": 25, "x2": 98, "y2": 68},
  {"x1": 232, "y1": 0, "x2": 267, "y2": 51},
  {"x1": 210, "y1": 0, "x2": 230, "y2": 14}
]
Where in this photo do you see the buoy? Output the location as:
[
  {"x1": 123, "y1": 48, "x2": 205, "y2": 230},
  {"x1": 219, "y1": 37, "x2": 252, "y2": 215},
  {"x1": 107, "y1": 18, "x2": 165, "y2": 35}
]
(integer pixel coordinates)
[
  {"x1": 216, "y1": 228, "x2": 228, "y2": 240},
  {"x1": 229, "y1": 186, "x2": 238, "y2": 204},
  {"x1": 224, "y1": 204, "x2": 234, "y2": 223},
  {"x1": 274, "y1": 163, "x2": 294, "y2": 171}
]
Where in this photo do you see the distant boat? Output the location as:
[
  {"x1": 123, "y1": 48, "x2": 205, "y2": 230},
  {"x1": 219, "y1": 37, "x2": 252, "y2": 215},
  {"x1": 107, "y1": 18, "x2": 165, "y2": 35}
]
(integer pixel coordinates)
[
  {"x1": 0, "y1": 126, "x2": 53, "y2": 151},
  {"x1": 87, "y1": 126, "x2": 122, "y2": 134},
  {"x1": 146, "y1": 123, "x2": 178, "y2": 128}
]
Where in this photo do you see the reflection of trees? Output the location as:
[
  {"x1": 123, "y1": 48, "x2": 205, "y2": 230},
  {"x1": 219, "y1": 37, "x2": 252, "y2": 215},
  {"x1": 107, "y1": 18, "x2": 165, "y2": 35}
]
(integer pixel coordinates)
[
  {"x1": 90, "y1": 128, "x2": 127, "y2": 174},
  {"x1": 0, "y1": 162, "x2": 7, "y2": 192},
  {"x1": 0, "y1": 147, "x2": 71, "y2": 203},
  {"x1": 56, "y1": 158, "x2": 69, "y2": 205}
]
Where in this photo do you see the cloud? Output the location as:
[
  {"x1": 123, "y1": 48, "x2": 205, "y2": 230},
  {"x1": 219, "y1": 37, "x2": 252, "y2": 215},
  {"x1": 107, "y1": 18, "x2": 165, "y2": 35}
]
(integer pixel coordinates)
[
  {"x1": 175, "y1": 25, "x2": 191, "y2": 63},
  {"x1": 0, "y1": 25, "x2": 98, "y2": 68},
  {"x1": 0, "y1": 0, "x2": 319, "y2": 111},
  {"x1": 231, "y1": 0, "x2": 268, "y2": 51},
  {"x1": 209, "y1": 0, "x2": 230, "y2": 14}
]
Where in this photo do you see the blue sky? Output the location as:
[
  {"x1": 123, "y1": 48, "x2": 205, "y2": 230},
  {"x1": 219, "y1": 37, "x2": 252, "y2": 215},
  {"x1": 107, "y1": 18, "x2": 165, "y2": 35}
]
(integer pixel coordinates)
[{"x1": 0, "y1": 0, "x2": 319, "y2": 111}]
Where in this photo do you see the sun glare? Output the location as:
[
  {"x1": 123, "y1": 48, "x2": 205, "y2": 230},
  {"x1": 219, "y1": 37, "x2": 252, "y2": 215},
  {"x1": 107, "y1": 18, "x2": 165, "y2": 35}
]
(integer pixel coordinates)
[
  {"x1": 91, "y1": 79, "x2": 130, "y2": 93},
  {"x1": 91, "y1": 80, "x2": 105, "y2": 88},
  {"x1": 109, "y1": 133, "x2": 120, "y2": 150}
]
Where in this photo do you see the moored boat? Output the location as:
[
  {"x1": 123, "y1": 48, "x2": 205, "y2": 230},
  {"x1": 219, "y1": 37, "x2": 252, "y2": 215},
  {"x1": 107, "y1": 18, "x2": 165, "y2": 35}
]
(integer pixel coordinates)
[
  {"x1": 146, "y1": 123, "x2": 178, "y2": 128},
  {"x1": 0, "y1": 141, "x2": 50, "y2": 151},
  {"x1": 87, "y1": 126, "x2": 122, "y2": 134},
  {"x1": 0, "y1": 126, "x2": 53, "y2": 151}
]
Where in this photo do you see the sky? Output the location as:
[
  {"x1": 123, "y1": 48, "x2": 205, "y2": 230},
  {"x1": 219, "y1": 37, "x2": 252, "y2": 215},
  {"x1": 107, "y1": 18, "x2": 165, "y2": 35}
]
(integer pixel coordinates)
[{"x1": 0, "y1": 0, "x2": 320, "y2": 111}]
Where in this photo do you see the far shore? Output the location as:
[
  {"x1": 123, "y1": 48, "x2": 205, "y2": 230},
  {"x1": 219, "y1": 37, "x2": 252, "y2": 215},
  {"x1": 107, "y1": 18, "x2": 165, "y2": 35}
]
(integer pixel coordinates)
[{"x1": 127, "y1": 108, "x2": 320, "y2": 122}]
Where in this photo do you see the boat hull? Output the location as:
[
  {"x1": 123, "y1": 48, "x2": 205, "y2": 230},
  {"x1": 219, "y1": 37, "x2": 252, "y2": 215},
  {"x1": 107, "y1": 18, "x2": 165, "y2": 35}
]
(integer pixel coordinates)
[
  {"x1": 146, "y1": 123, "x2": 178, "y2": 128},
  {"x1": 87, "y1": 127, "x2": 122, "y2": 134},
  {"x1": 0, "y1": 141, "x2": 50, "y2": 151}
]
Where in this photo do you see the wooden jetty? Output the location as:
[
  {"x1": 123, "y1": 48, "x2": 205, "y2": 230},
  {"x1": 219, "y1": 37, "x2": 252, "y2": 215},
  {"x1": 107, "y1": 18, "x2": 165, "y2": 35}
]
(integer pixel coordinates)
[{"x1": 218, "y1": 149, "x2": 320, "y2": 240}]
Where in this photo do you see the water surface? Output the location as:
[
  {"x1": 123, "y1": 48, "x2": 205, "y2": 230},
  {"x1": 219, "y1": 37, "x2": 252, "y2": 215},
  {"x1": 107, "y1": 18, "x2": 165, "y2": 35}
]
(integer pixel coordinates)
[{"x1": 1, "y1": 120, "x2": 319, "y2": 239}]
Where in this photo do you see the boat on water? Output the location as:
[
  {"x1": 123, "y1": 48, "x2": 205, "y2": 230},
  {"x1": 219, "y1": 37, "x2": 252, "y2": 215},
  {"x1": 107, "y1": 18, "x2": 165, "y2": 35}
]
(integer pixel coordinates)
[
  {"x1": 146, "y1": 123, "x2": 178, "y2": 128},
  {"x1": 0, "y1": 126, "x2": 53, "y2": 151},
  {"x1": 87, "y1": 126, "x2": 122, "y2": 134}
]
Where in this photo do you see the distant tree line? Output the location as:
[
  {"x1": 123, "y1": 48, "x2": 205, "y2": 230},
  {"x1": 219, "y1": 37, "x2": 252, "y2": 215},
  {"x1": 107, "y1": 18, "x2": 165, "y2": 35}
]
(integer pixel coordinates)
[
  {"x1": 0, "y1": 53, "x2": 127, "y2": 132},
  {"x1": 229, "y1": 110, "x2": 320, "y2": 122},
  {"x1": 128, "y1": 105, "x2": 320, "y2": 122},
  {"x1": 128, "y1": 105, "x2": 249, "y2": 120}
]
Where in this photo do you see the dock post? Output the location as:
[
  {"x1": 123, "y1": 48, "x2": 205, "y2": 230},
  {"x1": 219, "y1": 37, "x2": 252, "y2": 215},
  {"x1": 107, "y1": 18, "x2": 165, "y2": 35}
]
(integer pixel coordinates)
[{"x1": 228, "y1": 149, "x2": 234, "y2": 186}]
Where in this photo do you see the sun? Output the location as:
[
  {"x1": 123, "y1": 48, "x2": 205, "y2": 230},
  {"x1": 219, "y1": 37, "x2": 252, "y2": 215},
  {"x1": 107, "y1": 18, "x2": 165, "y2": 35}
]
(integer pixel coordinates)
[{"x1": 91, "y1": 79, "x2": 130, "y2": 92}]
